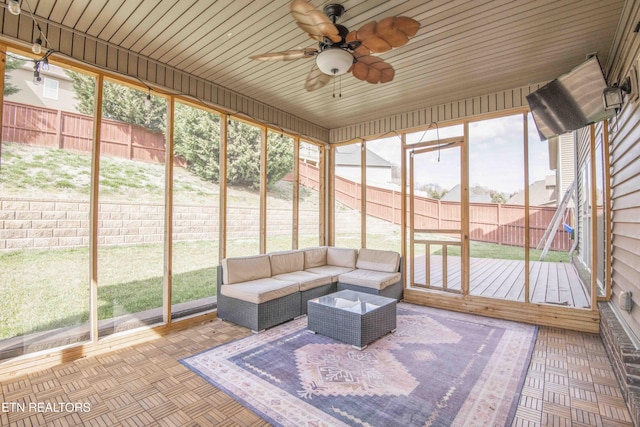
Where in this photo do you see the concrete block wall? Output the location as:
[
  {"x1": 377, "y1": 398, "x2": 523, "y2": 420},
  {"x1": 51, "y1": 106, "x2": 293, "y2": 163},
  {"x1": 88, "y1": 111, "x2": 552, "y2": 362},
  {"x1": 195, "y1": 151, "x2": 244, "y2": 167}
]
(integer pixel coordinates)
[
  {"x1": 0, "y1": 198, "x2": 90, "y2": 250},
  {"x1": 0, "y1": 197, "x2": 322, "y2": 251}
]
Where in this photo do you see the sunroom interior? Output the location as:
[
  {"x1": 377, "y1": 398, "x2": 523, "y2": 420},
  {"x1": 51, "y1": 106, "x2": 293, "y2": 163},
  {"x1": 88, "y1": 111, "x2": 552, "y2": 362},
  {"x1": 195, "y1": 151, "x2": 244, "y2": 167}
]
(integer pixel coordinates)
[{"x1": 1, "y1": 0, "x2": 640, "y2": 425}]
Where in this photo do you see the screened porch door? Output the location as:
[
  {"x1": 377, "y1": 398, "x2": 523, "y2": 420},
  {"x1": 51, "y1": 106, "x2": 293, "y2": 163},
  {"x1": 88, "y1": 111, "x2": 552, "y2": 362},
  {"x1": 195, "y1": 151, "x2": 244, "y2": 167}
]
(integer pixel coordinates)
[{"x1": 407, "y1": 137, "x2": 466, "y2": 293}]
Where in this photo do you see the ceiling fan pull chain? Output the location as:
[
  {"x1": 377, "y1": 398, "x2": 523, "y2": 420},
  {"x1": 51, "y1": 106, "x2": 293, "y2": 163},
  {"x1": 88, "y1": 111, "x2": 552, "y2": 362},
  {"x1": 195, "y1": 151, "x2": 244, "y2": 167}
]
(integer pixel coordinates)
[{"x1": 339, "y1": 74, "x2": 342, "y2": 98}]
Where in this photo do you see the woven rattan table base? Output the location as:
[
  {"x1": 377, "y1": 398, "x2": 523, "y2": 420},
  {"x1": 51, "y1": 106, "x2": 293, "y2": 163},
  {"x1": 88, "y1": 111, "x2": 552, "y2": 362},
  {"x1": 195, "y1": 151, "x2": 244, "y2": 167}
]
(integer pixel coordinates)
[{"x1": 307, "y1": 290, "x2": 397, "y2": 349}]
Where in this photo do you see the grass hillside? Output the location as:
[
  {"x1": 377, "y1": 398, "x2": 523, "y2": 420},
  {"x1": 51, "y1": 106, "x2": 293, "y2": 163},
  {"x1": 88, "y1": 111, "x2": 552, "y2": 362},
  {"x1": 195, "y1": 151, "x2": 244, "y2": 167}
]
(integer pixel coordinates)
[{"x1": 0, "y1": 142, "x2": 315, "y2": 207}]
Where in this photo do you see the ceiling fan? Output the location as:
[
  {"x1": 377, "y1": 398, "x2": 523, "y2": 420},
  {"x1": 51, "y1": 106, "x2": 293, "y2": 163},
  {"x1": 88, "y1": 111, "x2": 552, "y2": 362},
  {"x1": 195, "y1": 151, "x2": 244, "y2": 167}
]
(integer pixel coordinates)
[{"x1": 249, "y1": 0, "x2": 420, "y2": 92}]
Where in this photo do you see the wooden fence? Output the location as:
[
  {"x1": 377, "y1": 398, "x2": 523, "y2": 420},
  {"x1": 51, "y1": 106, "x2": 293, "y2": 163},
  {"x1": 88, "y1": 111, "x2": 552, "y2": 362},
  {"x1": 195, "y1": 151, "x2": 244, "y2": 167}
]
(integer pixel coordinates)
[
  {"x1": 334, "y1": 174, "x2": 572, "y2": 251},
  {"x1": 2, "y1": 102, "x2": 570, "y2": 251},
  {"x1": 2, "y1": 101, "x2": 181, "y2": 164}
]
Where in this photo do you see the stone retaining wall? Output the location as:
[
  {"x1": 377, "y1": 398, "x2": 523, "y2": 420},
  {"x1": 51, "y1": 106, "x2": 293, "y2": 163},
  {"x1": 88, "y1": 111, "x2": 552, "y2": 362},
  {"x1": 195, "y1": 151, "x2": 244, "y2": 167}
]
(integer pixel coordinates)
[{"x1": 0, "y1": 197, "x2": 321, "y2": 251}]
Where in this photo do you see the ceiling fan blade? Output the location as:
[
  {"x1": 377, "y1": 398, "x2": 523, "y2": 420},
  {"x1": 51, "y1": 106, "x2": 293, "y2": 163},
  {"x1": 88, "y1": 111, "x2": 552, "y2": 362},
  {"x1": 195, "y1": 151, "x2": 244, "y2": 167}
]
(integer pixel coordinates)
[
  {"x1": 304, "y1": 65, "x2": 332, "y2": 91},
  {"x1": 348, "y1": 16, "x2": 421, "y2": 53},
  {"x1": 290, "y1": 0, "x2": 341, "y2": 43},
  {"x1": 250, "y1": 48, "x2": 317, "y2": 61},
  {"x1": 351, "y1": 55, "x2": 395, "y2": 84}
]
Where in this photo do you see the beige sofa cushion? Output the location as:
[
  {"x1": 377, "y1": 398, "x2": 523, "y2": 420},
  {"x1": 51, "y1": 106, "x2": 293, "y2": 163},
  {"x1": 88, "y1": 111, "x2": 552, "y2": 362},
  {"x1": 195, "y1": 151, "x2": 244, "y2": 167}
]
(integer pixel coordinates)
[
  {"x1": 356, "y1": 248, "x2": 400, "y2": 273},
  {"x1": 305, "y1": 265, "x2": 354, "y2": 282},
  {"x1": 222, "y1": 254, "x2": 271, "y2": 285},
  {"x1": 327, "y1": 247, "x2": 358, "y2": 268},
  {"x1": 304, "y1": 247, "x2": 327, "y2": 269},
  {"x1": 270, "y1": 250, "x2": 304, "y2": 276},
  {"x1": 338, "y1": 269, "x2": 402, "y2": 290},
  {"x1": 220, "y1": 278, "x2": 299, "y2": 304},
  {"x1": 272, "y1": 271, "x2": 332, "y2": 291}
]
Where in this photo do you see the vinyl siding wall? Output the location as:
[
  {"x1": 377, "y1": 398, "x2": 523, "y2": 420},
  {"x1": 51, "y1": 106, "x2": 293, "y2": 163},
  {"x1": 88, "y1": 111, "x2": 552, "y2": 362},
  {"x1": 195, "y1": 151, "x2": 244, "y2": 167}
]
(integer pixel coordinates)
[
  {"x1": 604, "y1": 0, "x2": 640, "y2": 341},
  {"x1": 591, "y1": 0, "x2": 640, "y2": 420}
]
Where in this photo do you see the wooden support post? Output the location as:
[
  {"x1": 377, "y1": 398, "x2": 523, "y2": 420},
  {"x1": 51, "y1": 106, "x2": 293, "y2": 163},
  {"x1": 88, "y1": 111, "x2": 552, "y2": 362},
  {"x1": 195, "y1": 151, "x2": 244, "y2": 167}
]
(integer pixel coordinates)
[
  {"x1": 219, "y1": 115, "x2": 228, "y2": 261},
  {"x1": 260, "y1": 127, "x2": 267, "y2": 254},
  {"x1": 293, "y1": 137, "x2": 300, "y2": 249},
  {"x1": 319, "y1": 144, "x2": 327, "y2": 246},
  {"x1": 0, "y1": 44, "x2": 5, "y2": 168},
  {"x1": 89, "y1": 74, "x2": 104, "y2": 343},
  {"x1": 589, "y1": 124, "x2": 598, "y2": 310},
  {"x1": 400, "y1": 133, "x2": 407, "y2": 287},
  {"x1": 328, "y1": 145, "x2": 335, "y2": 246},
  {"x1": 409, "y1": 147, "x2": 415, "y2": 286},
  {"x1": 461, "y1": 122, "x2": 470, "y2": 295},
  {"x1": 523, "y1": 112, "x2": 530, "y2": 304},
  {"x1": 361, "y1": 141, "x2": 366, "y2": 248},
  {"x1": 602, "y1": 120, "x2": 612, "y2": 301},
  {"x1": 163, "y1": 96, "x2": 174, "y2": 325}
]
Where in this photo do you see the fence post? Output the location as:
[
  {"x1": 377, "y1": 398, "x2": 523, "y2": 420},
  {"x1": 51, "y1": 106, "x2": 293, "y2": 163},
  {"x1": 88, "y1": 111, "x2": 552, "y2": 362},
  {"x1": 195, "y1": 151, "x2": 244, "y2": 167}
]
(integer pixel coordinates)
[
  {"x1": 497, "y1": 203, "x2": 502, "y2": 245},
  {"x1": 129, "y1": 124, "x2": 134, "y2": 160},
  {"x1": 57, "y1": 110, "x2": 63, "y2": 149}
]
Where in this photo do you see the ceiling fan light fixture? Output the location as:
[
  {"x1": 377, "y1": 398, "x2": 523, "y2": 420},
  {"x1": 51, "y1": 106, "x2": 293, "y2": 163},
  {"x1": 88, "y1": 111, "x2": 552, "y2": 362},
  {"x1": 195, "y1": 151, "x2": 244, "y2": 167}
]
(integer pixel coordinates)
[
  {"x1": 316, "y1": 48, "x2": 353, "y2": 76},
  {"x1": 7, "y1": 0, "x2": 20, "y2": 15}
]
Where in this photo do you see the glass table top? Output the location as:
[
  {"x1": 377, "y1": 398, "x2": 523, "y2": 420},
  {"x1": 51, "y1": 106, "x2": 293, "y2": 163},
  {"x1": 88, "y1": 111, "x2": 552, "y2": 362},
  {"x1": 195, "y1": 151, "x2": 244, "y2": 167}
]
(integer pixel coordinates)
[{"x1": 309, "y1": 290, "x2": 395, "y2": 314}]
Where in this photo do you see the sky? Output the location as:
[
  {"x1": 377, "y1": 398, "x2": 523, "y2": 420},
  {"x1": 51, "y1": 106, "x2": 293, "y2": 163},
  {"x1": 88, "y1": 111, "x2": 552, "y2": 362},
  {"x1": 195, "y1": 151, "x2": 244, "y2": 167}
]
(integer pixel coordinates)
[{"x1": 366, "y1": 113, "x2": 554, "y2": 195}]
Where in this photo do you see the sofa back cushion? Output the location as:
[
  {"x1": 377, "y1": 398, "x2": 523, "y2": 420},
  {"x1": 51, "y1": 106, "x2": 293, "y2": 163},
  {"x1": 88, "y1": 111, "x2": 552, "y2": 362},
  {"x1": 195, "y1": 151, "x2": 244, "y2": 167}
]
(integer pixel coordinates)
[
  {"x1": 327, "y1": 247, "x2": 358, "y2": 268},
  {"x1": 304, "y1": 247, "x2": 327, "y2": 269},
  {"x1": 222, "y1": 254, "x2": 271, "y2": 285},
  {"x1": 356, "y1": 248, "x2": 400, "y2": 273},
  {"x1": 270, "y1": 250, "x2": 304, "y2": 276}
]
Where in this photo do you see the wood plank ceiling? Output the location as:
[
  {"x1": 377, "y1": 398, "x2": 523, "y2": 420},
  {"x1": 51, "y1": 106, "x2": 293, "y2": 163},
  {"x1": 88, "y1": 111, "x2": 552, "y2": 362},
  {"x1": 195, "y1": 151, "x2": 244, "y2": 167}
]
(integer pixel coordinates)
[{"x1": 15, "y1": 0, "x2": 627, "y2": 130}]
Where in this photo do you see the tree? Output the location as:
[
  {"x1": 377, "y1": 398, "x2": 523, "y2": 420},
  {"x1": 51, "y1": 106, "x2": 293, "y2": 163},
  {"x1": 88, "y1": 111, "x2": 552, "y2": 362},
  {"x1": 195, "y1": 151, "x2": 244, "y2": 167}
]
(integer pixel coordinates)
[
  {"x1": 65, "y1": 70, "x2": 166, "y2": 133},
  {"x1": 265, "y1": 132, "x2": 294, "y2": 186},
  {"x1": 4, "y1": 57, "x2": 25, "y2": 96},
  {"x1": 172, "y1": 105, "x2": 294, "y2": 188},
  {"x1": 66, "y1": 72, "x2": 293, "y2": 188},
  {"x1": 490, "y1": 190, "x2": 507, "y2": 204},
  {"x1": 225, "y1": 121, "x2": 293, "y2": 189},
  {"x1": 420, "y1": 183, "x2": 448, "y2": 200},
  {"x1": 173, "y1": 103, "x2": 220, "y2": 182}
]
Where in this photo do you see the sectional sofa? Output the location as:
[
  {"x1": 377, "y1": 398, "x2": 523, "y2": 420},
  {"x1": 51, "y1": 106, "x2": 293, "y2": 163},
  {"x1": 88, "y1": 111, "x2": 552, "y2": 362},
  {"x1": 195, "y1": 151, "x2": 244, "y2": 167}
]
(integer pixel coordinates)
[{"x1": 216, "y1": 246, "x2": 402, "y2": 332}]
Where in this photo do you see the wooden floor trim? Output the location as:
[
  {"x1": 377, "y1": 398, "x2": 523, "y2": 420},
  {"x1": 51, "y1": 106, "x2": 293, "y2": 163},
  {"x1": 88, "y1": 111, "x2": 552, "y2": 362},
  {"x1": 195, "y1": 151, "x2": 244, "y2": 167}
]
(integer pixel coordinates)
[
  {"x1": 0, "y1": 312, "x2": 218, "y2": 378},
  {"x1": 404, "y1": 288, "x2": 600, "y2": 333}
]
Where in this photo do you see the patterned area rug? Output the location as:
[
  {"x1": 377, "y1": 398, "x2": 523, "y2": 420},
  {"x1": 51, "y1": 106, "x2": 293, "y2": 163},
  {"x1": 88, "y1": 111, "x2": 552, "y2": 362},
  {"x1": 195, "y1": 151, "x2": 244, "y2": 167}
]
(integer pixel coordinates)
[{"x1": 182, "y1": 303, "x2": 537, "y2": 427}]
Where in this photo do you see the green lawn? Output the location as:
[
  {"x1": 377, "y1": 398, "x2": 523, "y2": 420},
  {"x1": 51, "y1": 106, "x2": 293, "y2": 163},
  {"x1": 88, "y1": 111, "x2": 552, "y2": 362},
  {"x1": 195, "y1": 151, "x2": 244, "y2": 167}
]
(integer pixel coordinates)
[
  {"x1": 0, "y1": 142, "x2": 571, "y2": 341},
  {"x1": 0, "y1": 241, "x2": 218, "y2": 339},
  {"x1": 0, "y1": 234, "x2": 571, "y2": 340},
  {"x1": 433, "y1": 240, "x2": 570, "y2": 263}
]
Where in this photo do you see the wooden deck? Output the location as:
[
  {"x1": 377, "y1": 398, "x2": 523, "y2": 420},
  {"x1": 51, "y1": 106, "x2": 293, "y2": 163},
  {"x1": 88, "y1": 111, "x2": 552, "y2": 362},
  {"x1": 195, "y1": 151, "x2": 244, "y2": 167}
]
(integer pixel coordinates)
[{"x1": 411, "y1": 255, "x2": 591, "y2": 309}]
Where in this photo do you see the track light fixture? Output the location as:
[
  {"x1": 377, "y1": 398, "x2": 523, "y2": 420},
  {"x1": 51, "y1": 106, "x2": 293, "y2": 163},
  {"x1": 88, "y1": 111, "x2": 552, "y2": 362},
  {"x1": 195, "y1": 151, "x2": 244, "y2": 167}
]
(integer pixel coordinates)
[{"x1": 7, "y1": 0, "x2": 20, "y2": 15}]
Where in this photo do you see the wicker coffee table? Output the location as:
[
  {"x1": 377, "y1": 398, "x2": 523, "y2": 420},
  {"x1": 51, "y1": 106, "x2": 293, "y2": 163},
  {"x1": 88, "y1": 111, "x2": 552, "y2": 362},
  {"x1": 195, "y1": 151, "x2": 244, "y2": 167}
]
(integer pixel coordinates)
[{"x1": 307, "y1": 290, "x2": 397, "y2": 350}]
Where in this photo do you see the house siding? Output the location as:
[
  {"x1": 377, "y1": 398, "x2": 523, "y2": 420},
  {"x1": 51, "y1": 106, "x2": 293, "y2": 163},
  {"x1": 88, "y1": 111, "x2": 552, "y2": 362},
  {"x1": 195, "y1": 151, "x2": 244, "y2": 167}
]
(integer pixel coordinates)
[
  {"x1": 592, "y1": 0, "x2": 640, "y2": 421},
  {"x1": 606, "y1": 0, "x2": 640, "y2": 342},
  {"x1": 558, "y1": 133, "x2": 576, "y2": 208},
  {"x1": 575, "y1": 127, "x2": 590, "y2": 269},
  {"x1": 329, "y1": 85, "x2": 541, "y2": 143}
]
